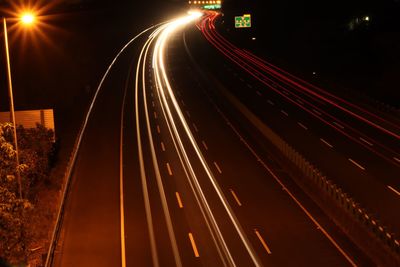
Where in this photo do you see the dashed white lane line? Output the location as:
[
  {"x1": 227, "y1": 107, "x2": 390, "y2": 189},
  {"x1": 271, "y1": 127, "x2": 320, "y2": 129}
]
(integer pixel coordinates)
[
  {"x1": 247, "y1": 84, "x2": 253, "y2": 88},
  {"x1": 166, "y1": 163, "x2": 173, "y2": 176},
  {"x1": 154, "y1": 111, "x2": 158, "y2": 119},
  {"x1": 348, "y1": 158, "x2": 366, "y2": 171},
  {"x1": 202, "y1": 141, "x2": 208, "y2": 150},
  {"x1": 213, "y1": 161, "x2": 222, "y2": 174},
  {"x1": 333, "y1": 121, "x2": 345, "y2": 129},
  {"x1": 239, "y1": 77, "x2": 245, "y2": 82},
  {"x1": 188, "y1": 233, "x2": 200, "y2": 258},
  {"x1": 175, "y1": 192, "x2": 184, "y2": 208},
  {"x1": 254, "y1": 229, "x2": 272, "y2": 255},
  {"x1": 282, "y1": 90, "x2": 289, "y2": 96},
  {"x1": 298, "y1": 122, "x2": 308, "y2": 130},
  {"x1": 186, "y1": 110, "x2": 191, "y2": 118},
  {"x1": 152, "y1": 101, "x2": 155, "y2": 107},
  {"x1": 229, "y1": 189, "x2": 242, "y2": 206},
  {"x1": 320, "y1": 138, "x2": 333, "y2": 148},
  {"x1": 181, "y1": 99, "x2": 186, "y2": 106},
  {"x1": 359, "y1": 137, "x2": 373, "y2": 146},
  {"x1": 193, "y1": 123, "x2": 199, "y2": 132},
  {"x1": 281, "y1": 110, "x2": 289, "y2": 117},
  {"x1": 256, "y1": 91, "x2": 262, "y2": 96},
  {"x1": 388, "y1": 186, "x2": 400, "y2": 196},
  {"x1": 296, "y1": 99, "x2": 304, "y2": 105},
  {"x1": 394, "y1": 157, "x2": 400, "y2": 163},
  {"x1": 267, "y1": 100, "x2": 274, "y2": 106},
  {"x1": 313, "y1": 109, "x2": 322, "y2": 116},
  {"x1": 161, "y1": 142, "x2": 166, "y2": 152},
  {"x1": 157, "y1": 125, "x2": 161, "y2": 134}
]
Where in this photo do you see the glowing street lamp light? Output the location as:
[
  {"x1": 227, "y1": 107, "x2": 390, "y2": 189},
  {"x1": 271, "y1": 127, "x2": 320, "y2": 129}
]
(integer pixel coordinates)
[
  {"x1": 21, "y1": 13, "x2": 35, "y2": 25},
  {"x1": 3, "y1": 12, "x2": 36, "y2": 198}
]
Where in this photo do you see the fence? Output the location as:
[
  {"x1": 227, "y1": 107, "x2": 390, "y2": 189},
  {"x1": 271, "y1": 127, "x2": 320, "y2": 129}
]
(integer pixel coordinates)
[{"x1": 217, "y1": 79, "x2": 400, "y2": 266}]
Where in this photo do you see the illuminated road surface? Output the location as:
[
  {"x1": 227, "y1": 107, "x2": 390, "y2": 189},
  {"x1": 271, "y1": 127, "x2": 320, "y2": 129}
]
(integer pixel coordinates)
[
  {"x1": 52, "y1": 11, "x2": 374, "y2": 267},
  {"x1": 195, "y1": 11, "x2": 400, "y2": 243}
]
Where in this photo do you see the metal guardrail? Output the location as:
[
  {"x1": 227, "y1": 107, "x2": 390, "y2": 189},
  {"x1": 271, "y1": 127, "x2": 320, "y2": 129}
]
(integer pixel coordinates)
[
  {"x1": 219, "y1": 81, "x2": 400, "y2": 266},
  {"x1": 185, "y1": 28, "x2": 400, "y2": 266}
]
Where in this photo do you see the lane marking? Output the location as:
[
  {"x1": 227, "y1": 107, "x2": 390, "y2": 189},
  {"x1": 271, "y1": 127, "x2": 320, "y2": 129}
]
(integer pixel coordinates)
[
  {"x1": 394, "y1": 157, "x2": 400, "y2": 163},
  {"x1": 247, "y1": 84, "x2": 253, "y2": 88},
  {"x1": 333, "y1": 121, "x2": 345, "y2": 129},
  {"x1": 267, "y1": 100, "x2": 274, "y2": 106},
  {"x1": 166, "y1": 163, "x2": 173, "y2": 176},
  {"x1": 230, "y1": 189, "x2": 242, "y2": 207},
  {"x1": 161, "y1": 141, "x2": 166, "y2": 152},
  {"x1": 214, "y1": 161, "x2": 222, "y2": 174},
  {"x1": 359, "y1": 137, "x2": 373, "y2": 146},
  {"x1": 320, "y1": 138, "x2": 333, "y2": 148},
  {"x1": 282, "y1": 90, "x2": 289, "y2": 96},
  {"x1": 152, "y1": 101, "x2": 155, "y2": 107},
  {"x1": 297, "y1": 122, "x2": 308, "y2": 130},
  {"x1": 388, "y1": 186, "x2": 400, "y2": 196},
  {"x1": 154, "y1": 111, "x2": 158, "y2": 119},
  {"x1": 313, "y1": 109, "x2": 322, "y2": 116},
  {"x1": 348, "y1": 158, "x2": 365, "y2": 171},
  {"x1": 254, "y1": 229, "x2": 272, "y2": 255},
  {"x1": 157, "y1": 125, "x2": 161, "y2": 134},
  {"x1": 175, "y1": 192, "x2": 184, "y2": 208},
  {"x1": 186, "y1": 110, "x2": 191, "y2": 118},
  {"x1": 193, "y1": 123, "x2": 199, "y2": 132},
  {"x1": 239, "y1": 78, "x2": 244, "y2": 82},
  {"x1": 281, "y1": 110, "x2": 289, "y2": 117},
  {"x1": 256, "y1": 91, "x2": 262, "y2": 96},
  {"x1": 202, "y1": 140, "x2": 208, "y2": 150},
  {"x1": 188, "y1": 233, "x2": 200, "y2": 258},
  {"x1": 215, "y1": 103, "x2": 358, "y2": 266},
  {"x1": 296, "y1": 99, "x2": 304, "y2": 105},
  {"x1": 181, "y1": 99, "x2": 186, "y2": 106}
]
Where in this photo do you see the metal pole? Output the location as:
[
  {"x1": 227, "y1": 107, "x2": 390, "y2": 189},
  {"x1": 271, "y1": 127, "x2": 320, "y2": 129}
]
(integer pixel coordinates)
[{"x1": 4, "y1": 17, "x2": 22, "y2": 199}]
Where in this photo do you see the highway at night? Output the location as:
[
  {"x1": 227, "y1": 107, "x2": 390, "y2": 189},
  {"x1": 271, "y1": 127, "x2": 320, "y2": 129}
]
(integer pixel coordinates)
[{"x1": 47, "y1": 10, "x2": 399, "y2": 267}]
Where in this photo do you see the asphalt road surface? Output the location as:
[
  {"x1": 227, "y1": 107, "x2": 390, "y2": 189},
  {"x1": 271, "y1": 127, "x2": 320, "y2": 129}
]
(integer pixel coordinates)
[{"x1": 52, "y1": 12, "x2": 375, "y2": 266}]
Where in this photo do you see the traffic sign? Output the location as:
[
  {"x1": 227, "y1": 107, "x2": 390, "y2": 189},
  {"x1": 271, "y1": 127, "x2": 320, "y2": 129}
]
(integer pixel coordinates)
[{"x1": 235, "y1": 14, "x2": 251, "y2": 28}]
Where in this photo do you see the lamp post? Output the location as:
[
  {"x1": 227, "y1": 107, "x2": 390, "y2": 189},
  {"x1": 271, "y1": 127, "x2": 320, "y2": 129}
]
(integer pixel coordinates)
[{"x1": 3, "y1": 13, "x2": 35, "y2": 199}]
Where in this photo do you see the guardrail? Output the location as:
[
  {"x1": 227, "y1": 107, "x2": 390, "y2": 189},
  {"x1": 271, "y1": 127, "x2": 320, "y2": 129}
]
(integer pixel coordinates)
[
  {"x1": 204, "y1": 69, "x2": 399, "y2": 265},
  {"x1": 184, "y1": 30, "x2": 400, "y2": 265},
  {"x1": 221, "y1": 82, "x2": 400, "y2": 266}
]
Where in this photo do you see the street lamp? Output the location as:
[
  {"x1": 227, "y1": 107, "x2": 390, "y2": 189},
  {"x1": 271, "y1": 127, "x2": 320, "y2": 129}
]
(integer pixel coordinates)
[{"x1": 3, "y1": 12, "x2": 36, "y2": 199}]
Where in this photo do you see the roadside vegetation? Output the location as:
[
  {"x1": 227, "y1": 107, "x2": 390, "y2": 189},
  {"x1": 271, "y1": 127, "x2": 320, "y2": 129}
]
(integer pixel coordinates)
[{"x1": 0, "y1": 123, "x2": 58, "y2": 266}]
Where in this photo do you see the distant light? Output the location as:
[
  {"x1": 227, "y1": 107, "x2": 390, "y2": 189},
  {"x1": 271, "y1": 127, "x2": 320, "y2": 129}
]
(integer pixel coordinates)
[
  {"x1": 364, "y1": 16, "x2": 370, "y2": 21},
  {"x1": 21, "y1": 13, "x2": 35, "y2": 25},
  {"x1": 312, "y1": 71, "x2": 317, "y2": 75},
  {"x1": 251, "y1": 37, "x2": 256, "y2": 41}
]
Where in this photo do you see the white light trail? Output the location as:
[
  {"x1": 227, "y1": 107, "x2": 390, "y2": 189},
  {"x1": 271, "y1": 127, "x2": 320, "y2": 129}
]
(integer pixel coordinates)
[{"x1": 151, "y1": 11, "x2": 262, "y2": 267}]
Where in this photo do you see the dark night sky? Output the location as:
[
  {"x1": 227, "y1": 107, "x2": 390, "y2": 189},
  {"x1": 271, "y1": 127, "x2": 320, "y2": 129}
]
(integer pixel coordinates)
[{"x1": 0, "y1": 0, "x2": 399, "y2": 112}]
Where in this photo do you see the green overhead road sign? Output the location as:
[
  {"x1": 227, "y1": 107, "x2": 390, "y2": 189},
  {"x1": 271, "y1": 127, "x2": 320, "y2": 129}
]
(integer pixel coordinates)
[{"x1": 235, "y1": 14, "x2": 251, "y2": 28}]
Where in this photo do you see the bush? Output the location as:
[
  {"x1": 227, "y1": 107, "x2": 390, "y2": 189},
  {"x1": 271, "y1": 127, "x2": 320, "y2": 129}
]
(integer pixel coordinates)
[{"x1": 0, "y1": 123, "x2": 55, "y2": 265}]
